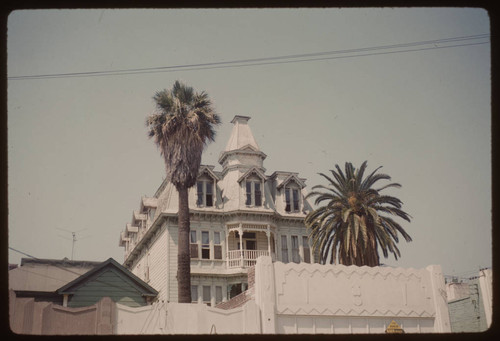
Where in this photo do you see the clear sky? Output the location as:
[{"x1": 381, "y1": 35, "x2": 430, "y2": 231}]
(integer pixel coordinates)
[{"x1": 7, "y1": 8, "x2": 491, "y2": 278}]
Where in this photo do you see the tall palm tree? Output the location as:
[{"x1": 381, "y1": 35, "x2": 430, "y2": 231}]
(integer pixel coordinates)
[
  {"x1": 146, "y1": 80, "x2": 220, "y2": 302},
  {"x1": 305, "y1": 161, "x2": 412, "y2": 267}
]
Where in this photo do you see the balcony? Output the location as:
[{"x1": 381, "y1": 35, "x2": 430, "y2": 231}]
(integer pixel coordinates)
[{"x1": 226, "y1": 249, "x2": 270, "y2": 268}]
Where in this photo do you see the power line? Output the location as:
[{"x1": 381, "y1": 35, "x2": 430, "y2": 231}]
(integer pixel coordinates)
[{"x1": 8, "y1": 34, "x2": 489, "y2": 80}]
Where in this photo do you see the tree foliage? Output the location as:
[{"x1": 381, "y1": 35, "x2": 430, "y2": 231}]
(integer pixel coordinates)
[
  {"x1": 305, "y1": 161, "x2": 412, "y2": 266},
  {"x1": 146, "y1": 80, "x2": 221, "y2": 190}
]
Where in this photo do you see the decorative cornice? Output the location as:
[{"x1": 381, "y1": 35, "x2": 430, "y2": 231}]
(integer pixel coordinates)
[{"x1": 218, "y1": 147, "x2": 267, "y2": 166}]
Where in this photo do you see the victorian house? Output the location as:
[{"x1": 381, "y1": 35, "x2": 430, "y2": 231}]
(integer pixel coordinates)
[{"x1": 119, "y1": 115, "x2": 313, "y2": 306}]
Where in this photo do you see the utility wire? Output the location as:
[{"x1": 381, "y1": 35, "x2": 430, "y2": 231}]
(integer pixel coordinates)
[{"x1": 8, "y1": 34, "x2": 489, "y2": 80}]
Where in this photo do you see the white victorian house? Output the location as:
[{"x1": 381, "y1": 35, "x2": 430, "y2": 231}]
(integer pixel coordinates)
[{"x1": 119, "y1": 115, "x2": 313, "y2": 306}]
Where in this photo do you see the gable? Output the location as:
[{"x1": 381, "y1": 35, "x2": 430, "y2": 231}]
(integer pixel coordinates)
[
  {"x1": 277, "y1": 174, "x2": 306, "y2": 190},
  {"x1": 65, "y1": 267, "x2": 150, "y2": 308},
  {"x1": 198, "y1": 165, "x2": 220, "y2": 182},
  {"x1": 237, "y1": 167, "x2": 267, "y2": 184},
  {"x1": 57, "y1": 258, "x2": 158, "y2": 297}
]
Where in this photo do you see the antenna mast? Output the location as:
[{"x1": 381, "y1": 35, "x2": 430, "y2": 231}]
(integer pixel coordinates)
[{"x1": 56, "y1": 228, "x2": 90, "y2": 260}]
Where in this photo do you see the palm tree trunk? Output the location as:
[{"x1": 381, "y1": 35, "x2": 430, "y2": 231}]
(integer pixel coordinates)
[{"x1": 177, "y1": 186, "x2": 191, "y2": 303}]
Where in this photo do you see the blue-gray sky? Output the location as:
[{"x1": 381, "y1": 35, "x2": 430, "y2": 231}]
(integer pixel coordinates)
[{"x1": 7, "y1": 8, "x2": 491, "y2": 277}]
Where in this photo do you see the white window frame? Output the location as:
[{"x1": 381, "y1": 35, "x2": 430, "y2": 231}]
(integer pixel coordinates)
[
  {"x1": 196, "y1": 179, "x2": 215, "y2": 207},
  {"x1": 202, "y1": 285, "x2": 211, "y2": 305},
  {"x1": 191, "y1": 285, "x2": 199, "y2": 303},
  {"x1": 190, "y1": 230, "x2": 199, "y2": 259},
  {"x1": 201, "y1": 231, "x2": 210, "y2": 259},
  {"x1": 213, "y1": 231, "x2": 223, "y2": 260},
  {"x1": 284, "y1": 185, "x2": 301, "y2": 213},
  {"x1": 245, "y1": 179, "x2": 263, "y2": 207},
  {"x1": 215, "y1": 286, "x2": 223, "y2": 304}
]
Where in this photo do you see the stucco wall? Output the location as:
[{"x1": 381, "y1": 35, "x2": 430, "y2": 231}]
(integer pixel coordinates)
[
  {"x1": 9, "y1": 291, "x2": 115, "y2": 335},
  {"x1": 115, "y1": 300, "x2": 260, "y2": 334},
  {"x1": 254, "y1": 256, "x2": 451, "y2": 333}
]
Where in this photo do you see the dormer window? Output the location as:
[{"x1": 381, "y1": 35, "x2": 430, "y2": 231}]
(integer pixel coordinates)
[
  {"x1": 238, "y1": 168, "x2": 266, "y2": 208},
  {"x1": 285, "y1": 187, "x2": 300, "y2": 212},
  {"x1": 245, "y1": 180, "x2": 262, "y2": 207},
  {"x1": 196, "y1": 179, "x2": 214, "y2": 207}
]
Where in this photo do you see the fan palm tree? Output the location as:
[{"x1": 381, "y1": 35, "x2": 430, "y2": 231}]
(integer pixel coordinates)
[
  {"x1": 146, "y1": 81, "x2": 220, "y2": 302},
  {"x1": 305, "y1": 161, "x2": 412, "y2": 267}
]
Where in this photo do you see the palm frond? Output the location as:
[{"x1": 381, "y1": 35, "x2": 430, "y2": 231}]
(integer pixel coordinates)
[{"x1": 305, "y1": 160, "x2": 412, "y2": 266}]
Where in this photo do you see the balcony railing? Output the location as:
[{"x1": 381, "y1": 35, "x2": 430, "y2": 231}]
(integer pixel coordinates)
[{"x1": 227, "y1": 249, "x2": 270, "y2": 268}]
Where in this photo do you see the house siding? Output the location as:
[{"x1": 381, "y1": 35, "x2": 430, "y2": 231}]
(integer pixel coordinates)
[
  {"x1": 67, "y1": 269, "x2": 147, "y2": 308},
  {"x1": 447, "y1": 279, "x2": 488, "y2": 332},
  {"x1": 147, "y1": 223, "x2": 170, "y2": 303},
  {"x1": 168, "y1": 225, "x2": 178, "y2": 303}
]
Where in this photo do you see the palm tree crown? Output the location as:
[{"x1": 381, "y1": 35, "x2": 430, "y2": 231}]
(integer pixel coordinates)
[
  {"x1": 146, "y1": 80, "x2": 221, "y2": 190},
  {"x1": 305, "y1": 161, "x2": 412, "y2": 267}
]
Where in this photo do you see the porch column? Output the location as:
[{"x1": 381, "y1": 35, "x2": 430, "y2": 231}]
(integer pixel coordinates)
[{"x1": 239, "y1": 223, "x2": 244, "y2": 267}]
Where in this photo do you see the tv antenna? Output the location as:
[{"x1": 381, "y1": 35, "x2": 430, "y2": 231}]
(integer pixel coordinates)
[{"x1": 56, "y1": 228, "x2": 91, "y2": 260}]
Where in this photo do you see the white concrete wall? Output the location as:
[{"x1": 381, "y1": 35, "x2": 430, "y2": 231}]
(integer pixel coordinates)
[
  {"x1": 116, "y1": 257, "x2": 451, "y2": 334},
  {"x1": 254, "y1": 256, "x2": 451, "y2": 334},
  {"x1": 115, "y1": 300, "x2": 260, "y2": 334}
]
